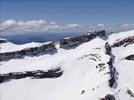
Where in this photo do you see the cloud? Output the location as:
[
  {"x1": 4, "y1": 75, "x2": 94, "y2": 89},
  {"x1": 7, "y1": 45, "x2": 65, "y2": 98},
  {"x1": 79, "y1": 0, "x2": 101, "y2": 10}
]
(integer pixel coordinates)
[
  {"x1": 88, "y1": 23, "x2": 107, "y2": 31},
  {"x1": 88, "y1": 23, "x2": 134, "y2": 32},
  {"x1": 66, "y1": 24, "x2": 82, "y2": 28},
  {"x1": 97, "y1": 23, "x2": 105, "y2": 27},
  {"x1": 1, "y1": 19, "x2": 134, "y2": 35},
  {"x1": 0, "y1": 19, "x2": 16, "y2": 31},
  {"x1": 0, "y1": 19, "x2": 48, "y2": 34},
  {"x1": 120, "y1": 24, "x2": 134, "y2": 29},
  {"x1": 114, "y1": 24, "x2": 134, "y2": 32},
  {"x1": 0, "y1": 19, "x2": 82, "y2": 35}
]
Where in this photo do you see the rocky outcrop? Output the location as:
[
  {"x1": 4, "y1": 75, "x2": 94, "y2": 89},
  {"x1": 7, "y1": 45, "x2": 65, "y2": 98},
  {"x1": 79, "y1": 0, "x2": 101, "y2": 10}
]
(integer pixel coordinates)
[
  {"x1": 127, "y1": 89, "x2": 134, "y2": 98},
  {"x1": 125, "y1": 54, "x2": 134, "y2": 61},
  {"x1": 100, "y1": 94, "x2": 115, "y2": 100},
  {"x1": 0, "y1": 38, "x2": 7, "y2": 44},
  {"x1": 0, "y1": 67, "x2": 63, "y2": 83},
  {"x1": 105, "y1": 42, "x2": 112, "y2": 55},
  {"x1": 94, "y1": 30, "x2": 106, "y2": 37},
  {"x1": 105, "y1": 42, "x2": 118, "y2": 88},
  {"x1": 0, "y1": 30, "x2": 106, "y2": 60},
  {"x1": 80, "y1": 33, "x2": 97, "y2": 42},
  {"x1": 112, "y1": 36, "x2": 134, "y2": 47},
  {"x1": 60, "y1": 35, "x2": 82, "y2": 48},
  {"x1": 60, "y1": 30, "x2": 106, "y2": 48},
  {"x1": 0, "y1": 42, "x2": 56, "y2": 61}
]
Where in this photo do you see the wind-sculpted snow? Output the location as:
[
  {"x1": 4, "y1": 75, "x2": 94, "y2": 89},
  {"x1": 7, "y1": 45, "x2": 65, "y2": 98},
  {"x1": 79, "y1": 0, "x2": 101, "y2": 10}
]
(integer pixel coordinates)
[{"x1": 0, "y1": 30, "x2": 134, "y2": 100}]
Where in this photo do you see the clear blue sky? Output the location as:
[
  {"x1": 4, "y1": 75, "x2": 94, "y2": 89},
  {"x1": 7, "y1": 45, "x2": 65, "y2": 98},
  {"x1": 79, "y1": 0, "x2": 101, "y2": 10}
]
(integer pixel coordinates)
[{"x1": 1, "y1": 0, "x2": 134, "y2": 26}]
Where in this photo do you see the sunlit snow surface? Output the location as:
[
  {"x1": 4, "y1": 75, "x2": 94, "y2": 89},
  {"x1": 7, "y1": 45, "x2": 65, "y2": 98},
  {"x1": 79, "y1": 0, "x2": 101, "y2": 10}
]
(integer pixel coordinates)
[{"x1": 0, "y1": 30, "x2": 134, "y2": 100}]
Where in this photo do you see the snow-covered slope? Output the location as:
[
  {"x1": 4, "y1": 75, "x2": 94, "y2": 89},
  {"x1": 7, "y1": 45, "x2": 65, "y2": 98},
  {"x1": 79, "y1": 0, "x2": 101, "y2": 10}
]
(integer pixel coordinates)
[
  {"x1": 0, "y1": 41, "x2": 52, "y2": 53},
  {"x1": 108, "y1": 30, "x2": 134, "y2": 100},
  {"x1": 0, "y1": 30, "x2": 134, "y2": 100}
]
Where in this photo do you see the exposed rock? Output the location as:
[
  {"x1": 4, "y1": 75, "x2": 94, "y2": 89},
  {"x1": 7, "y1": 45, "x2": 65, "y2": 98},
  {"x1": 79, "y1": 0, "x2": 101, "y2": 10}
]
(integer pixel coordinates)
[
  {"x1": 81, "y1": 90, "x2": 85, "y2": 94},
  {"x1": 60, "y1": 35, "x2": 82, "y2": 48},
  {"x1": 125, "y1": 54, "x2": 134, "y2": 61},
  {"x1": 80, "y1": 33, "x2": 96, "y2": 42},
  {"x1": 100, "y1": 94, "x2": 115, "y2": 100},
  {"x1": 98, "y1": 63, "x2": 106, "y2": 72},
  {"x1": 105, "y1": 42, "x2": 111, "y2": 55},
  {"x1": 95, "y1": 30, "x2": 106, "y2": 37},
  {"x1": 0, "y1": 42, "x2": 56, "y2": 61},
  {"x1": 107, "y1": 58, "x2": 117, "y2": 88},
  {"x1": 112, "y1": 36, "x2": 134, "y2": 47},
  {"x1": 108, "y1": 75, "x2": 115, "y2": 88},
  {"x1": 105, "y1": 42, "x2": 118, "y2": 88},
  {"x1": 77, "y1": 53, "x2": 101, "y2": 61},
  {"x1": 0, "y1": 38, "x2": 7, "y2": 43},
  {"x1": 0, "y1": 67, "x2": 63, "y2": 83},
  {"x1": 127, "y1": 89, "x2": 134, "y2": 98},
  {"x1": 60, "y1": 30, "x2": 106, "y2": 48},
  {"x1": 98, "y1": 63, "x2": 105, "y2": 67}
]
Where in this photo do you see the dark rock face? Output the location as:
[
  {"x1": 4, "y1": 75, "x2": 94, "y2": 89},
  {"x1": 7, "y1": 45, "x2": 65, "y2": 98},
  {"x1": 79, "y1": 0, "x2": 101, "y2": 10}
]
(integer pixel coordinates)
[
  {"x1": 105, "y1": 42, "x2": 118, "y2": 88},
  {"x1": 81, "y1": 90, "x2": 85, "y2": 94},
  {"x1": 125, "y1": 54, "x2": 134, "y2": 61},
  {"x1": 60, "y1": 30, "x2": 106, "y2": 48},
  {"x1": 107, "y1": 58, "x2": 116, "y2": 88},
  {"x1": 81, "y1": 33, "x2": 96, "y2": 42},
  {"x1": 112, "y1": 36, "x2": 134, "y2": 47},
  {"x1": 0, "y1": 42, "x2": 56, "y2": 61},
  {"x1": 0, "y1": 39, "x2": 7, "y2": 43},
  {"x1": 105, "y1": 42, "x2": 111, "y2": 55},
  {"x1": 60, "y1": 35, "x2": 82, "y2": 48},
  {"x1": 0, "y1": 67, "x2": 63, "y2": 83},
  {"x1": 101, "y1": 94, "x2": 115, "y2": 100},
  {"x1": 95, "y1": 30, "x2": 106, "y2": 37}
]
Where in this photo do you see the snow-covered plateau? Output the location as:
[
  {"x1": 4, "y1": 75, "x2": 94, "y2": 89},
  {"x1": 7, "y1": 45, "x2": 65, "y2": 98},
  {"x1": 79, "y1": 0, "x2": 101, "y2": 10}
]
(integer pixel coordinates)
[{"x1": 0, "y1": 30, "x2": 134, "y2": 100}]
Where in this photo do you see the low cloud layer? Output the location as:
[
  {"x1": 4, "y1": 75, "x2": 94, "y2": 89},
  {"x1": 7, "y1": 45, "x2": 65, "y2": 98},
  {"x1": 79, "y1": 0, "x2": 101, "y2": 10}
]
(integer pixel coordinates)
[
  {"x1": 89, "y1": 23, "x2": 134, "y2": 32},
  {"x1": 0, "y1": 19, "x2": 82, "y2": 35},
  {"x1": 0, "y1": 19, "x2": 134, "y2": 35}
]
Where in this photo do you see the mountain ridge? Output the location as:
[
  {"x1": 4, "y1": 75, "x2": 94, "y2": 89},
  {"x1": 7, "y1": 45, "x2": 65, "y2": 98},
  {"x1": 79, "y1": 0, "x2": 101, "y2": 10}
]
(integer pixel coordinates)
[{"x1": 0, "y1": 30, "x2": 134, "y2": 100}]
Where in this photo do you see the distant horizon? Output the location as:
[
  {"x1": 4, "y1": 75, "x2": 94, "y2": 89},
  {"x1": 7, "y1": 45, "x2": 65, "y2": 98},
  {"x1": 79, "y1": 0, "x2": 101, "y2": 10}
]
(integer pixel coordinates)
[
  {"x1": 1, "y1": 29, "x2": 133, "y2": 44},
  {"x1": 0, "y1": 0, "x2": 134, "y2": 35}
]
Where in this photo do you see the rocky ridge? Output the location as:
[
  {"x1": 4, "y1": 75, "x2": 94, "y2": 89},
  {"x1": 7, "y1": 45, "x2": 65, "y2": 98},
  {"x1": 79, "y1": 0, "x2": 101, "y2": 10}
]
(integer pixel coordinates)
[{"x1": 0, "y1": 30, "x2": 134, "y2": 100}]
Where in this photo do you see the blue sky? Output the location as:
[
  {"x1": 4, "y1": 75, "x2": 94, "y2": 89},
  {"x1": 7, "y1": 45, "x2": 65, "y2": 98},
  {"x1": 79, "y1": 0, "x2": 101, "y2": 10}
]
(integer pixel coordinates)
[{"x1": 1, "y1": 0, "x2": 134, "y2": 35}]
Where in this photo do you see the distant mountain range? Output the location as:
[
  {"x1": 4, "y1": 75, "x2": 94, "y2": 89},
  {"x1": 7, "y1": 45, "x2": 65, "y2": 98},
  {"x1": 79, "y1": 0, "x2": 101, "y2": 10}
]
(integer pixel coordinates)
[
  {"x1": 0, "y1": 31, "x2": 114, "y2": 44},
  {"x1": 0, "y1": 32, "x2": 84, "y2": 44}
]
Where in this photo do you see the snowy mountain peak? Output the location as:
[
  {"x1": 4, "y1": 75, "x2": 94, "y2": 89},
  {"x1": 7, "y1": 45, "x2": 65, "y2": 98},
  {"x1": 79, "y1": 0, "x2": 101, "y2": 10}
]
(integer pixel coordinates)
[{"x1": 0, "y1": 30, "x2": 134, "y2": 100}]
